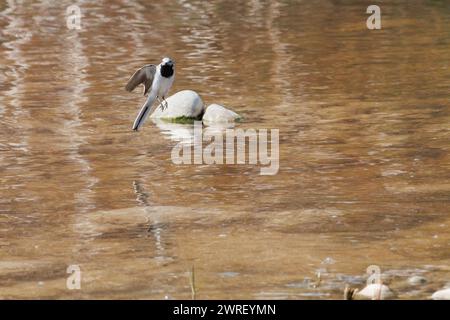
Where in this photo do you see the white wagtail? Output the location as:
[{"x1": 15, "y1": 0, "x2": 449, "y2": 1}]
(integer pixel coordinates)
[{"x1": 125, "y1": 57, "x2": 175, "y2": 131}]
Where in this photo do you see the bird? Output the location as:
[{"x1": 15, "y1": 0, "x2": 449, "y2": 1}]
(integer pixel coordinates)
[{"x1": 125, "y1": 57, "x2": 175, "y2": 131}]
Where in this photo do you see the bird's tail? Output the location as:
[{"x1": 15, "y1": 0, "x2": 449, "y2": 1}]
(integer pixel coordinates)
[{"x1": 132, "y1": 92, "x2": 156, "y2": 131}]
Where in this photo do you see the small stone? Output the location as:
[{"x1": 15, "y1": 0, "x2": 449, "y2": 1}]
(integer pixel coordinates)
[
  {"x1": 407, "y1": 275, "x2": 427, "y2": 286},
  {"x1": 356, "y1": 283, "x2": 394, "y2": 300},
  {"x1": 431, "y1": 288, "x2": 450, "y2": 300},
  {"x1": 218, "y1": 272, "x2": 239, "y2": 278},
  {"x1": 202, "y1": 104, "x2": 241, "y2": 125},
  {"x1": 321, "y1": 257, "x2": 336, "y2": 265}
]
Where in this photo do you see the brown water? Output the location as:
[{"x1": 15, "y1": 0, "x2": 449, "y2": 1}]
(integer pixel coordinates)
[{"x1": 0, "y1": 0, "x2": 449, "y2": 299}]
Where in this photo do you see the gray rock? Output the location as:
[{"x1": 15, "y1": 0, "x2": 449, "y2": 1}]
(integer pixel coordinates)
[
  {"x1": 407, "y1": 275, "x2": 427, "y2": 286},
  {"x1": 150, "y1": 90, "x2": 204, "y2": 119},
  {"x1": 202, "y1": 104, "x2": 241, "y2": 125}
]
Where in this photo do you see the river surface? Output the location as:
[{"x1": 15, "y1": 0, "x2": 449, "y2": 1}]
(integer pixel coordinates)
[{"x1": 0, "y1": 0, "x2": 449, "y2": 299}]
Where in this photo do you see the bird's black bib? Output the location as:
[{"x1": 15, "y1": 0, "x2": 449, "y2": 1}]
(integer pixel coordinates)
[{"x1": 160, "y1": 64, "x2": 174, "y2": 78}]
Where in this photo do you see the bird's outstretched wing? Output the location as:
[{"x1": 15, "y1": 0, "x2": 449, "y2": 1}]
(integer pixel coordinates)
[{"x1": 125, "y1": 64, "x2": 156, "y2": 96}]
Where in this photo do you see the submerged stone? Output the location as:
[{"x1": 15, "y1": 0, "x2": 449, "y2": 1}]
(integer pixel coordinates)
[{"x1": 407, "y1": 275, "x2": 427, "y2": 286}]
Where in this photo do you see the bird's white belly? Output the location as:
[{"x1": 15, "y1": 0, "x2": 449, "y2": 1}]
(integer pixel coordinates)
[{"x1": 153, "y1": 73, "x2": 174, "y2": 98}]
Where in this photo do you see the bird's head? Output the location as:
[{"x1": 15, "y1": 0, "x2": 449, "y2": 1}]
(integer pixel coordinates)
[
  {"x1": 160, "y1": 57, "x2": 175, "y2": 78},
  {"x1": 162, "y1": 57, "x2": 174, "y2": 67}
]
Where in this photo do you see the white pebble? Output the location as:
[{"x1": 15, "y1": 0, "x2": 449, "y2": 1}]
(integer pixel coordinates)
[
  {"x1": 356, "y1": 283, "x2": 394, "y2": 300},
  {"x1": 407, "y1": 276, "x2": 427, "y2": 286},
  {"x1": 431, "y1": 288, "x2": 450, "y2": 300}
]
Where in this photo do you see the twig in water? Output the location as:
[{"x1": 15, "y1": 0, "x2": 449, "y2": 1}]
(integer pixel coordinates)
[
  {"x1": 189, "y1": 265, "x2": 196, "y2": 300},
  {"x1": 344, "y1": 284, "x2": 357, "y2": 300},
  {"x1": 311, "y1": 271, "x2": 322, "y2": 288},
  {"x1": 375, "y1": 280, "x2": 383, "y2": 300}
]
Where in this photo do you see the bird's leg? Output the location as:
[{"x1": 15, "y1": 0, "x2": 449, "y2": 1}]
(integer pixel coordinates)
[
  {"x1": 162, "y1": 96, "x2": 169, "y2": 110},
  {"x1": 157, "y1": 96, "x2": 165, "y2": 111}
]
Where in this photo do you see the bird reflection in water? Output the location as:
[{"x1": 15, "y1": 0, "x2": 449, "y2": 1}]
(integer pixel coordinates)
[{"x1": 132, "y1": 180, "x2": 171, "y2": 263}]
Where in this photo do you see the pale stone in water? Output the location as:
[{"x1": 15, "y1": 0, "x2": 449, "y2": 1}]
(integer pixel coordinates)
[
  {"x1": 202, "y1": 104, "x2": 241, "y2": 125},
  {"x1": 150, "y1": 90, "x2": 204, "y2": 119},
  {"x1": 321, "y1": 257, "x2": 336, "y2": 265},
  {"x1": 356, "y1": 283, "x2": 394, "y2": 300},
  {"x1": 407, "y1": 275, "x2": 427, "y2": 286},
  {"x1": 431, "y1": 288, "x2": 450, "y2": 300}
]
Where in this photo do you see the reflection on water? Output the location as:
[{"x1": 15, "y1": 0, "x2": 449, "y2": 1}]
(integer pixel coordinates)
[
  {"x1": 153, "y1": 119, "x2": 196, "y2": 145},
  {"x1": 154, "y1": 119, "x2": 236, "y2": 146},
  {"x1": 0, "y1": 1, "x2": 449, "y2": 299}
]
